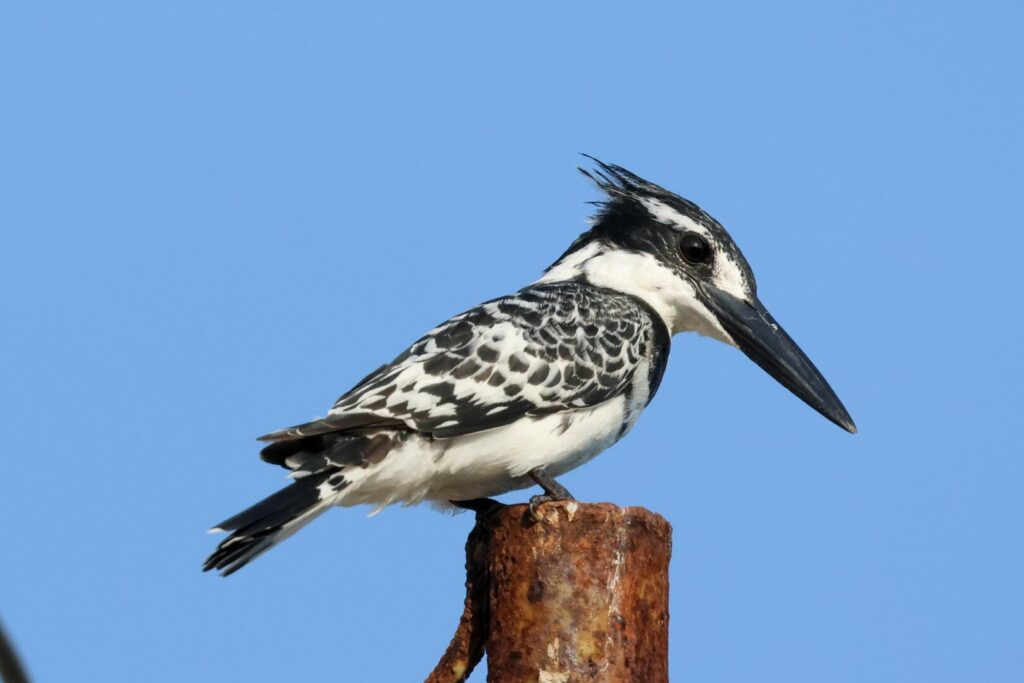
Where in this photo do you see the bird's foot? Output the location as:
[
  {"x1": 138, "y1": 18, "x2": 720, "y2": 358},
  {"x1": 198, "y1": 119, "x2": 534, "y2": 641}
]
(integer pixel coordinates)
[{"x1": 526, "y1": 468, "x2": 575, "y2": 523}]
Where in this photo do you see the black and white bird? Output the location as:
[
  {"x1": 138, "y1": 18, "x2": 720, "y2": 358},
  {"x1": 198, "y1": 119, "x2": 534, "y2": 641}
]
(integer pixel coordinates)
[{"x1": 204, "y1": 159, "x2": 856, "y2": 576}]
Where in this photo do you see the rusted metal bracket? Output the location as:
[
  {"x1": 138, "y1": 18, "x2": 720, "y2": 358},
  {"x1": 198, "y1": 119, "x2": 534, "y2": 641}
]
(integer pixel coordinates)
[{"x1": 426, "y1": 501, "x2": 672, "y2": 683}]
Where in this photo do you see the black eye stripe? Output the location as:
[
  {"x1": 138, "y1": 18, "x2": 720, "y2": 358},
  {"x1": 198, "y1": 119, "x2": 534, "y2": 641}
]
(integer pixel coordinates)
[{"x1": 679, "y1": 234, "x2": 711, "y2": 265}]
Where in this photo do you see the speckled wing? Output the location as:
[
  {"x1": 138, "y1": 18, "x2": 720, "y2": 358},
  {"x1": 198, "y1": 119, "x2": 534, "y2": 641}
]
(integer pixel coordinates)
[{"x1": 261, "y1": 281, "x2": 668, "y2": 442}]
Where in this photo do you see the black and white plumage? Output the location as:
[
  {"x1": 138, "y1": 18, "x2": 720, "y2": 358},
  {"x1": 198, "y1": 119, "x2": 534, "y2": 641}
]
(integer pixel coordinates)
[{"x1": 205, "y1": 158, "x2": 855, "y2": 576}]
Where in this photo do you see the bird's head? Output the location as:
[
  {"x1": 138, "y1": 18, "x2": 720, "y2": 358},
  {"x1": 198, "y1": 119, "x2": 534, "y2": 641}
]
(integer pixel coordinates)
[{"x1": 538, "y1": 157, "x2": 856, "y2": 433}]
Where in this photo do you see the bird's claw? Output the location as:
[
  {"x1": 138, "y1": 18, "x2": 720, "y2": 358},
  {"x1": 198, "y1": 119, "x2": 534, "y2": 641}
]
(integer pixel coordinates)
[
  {"x1": 527, "y1": 493, "x2": 551, "y2": 523},
  {"x1": 525, "y1": 491, "x2": 575, "y2": 524},
  {"x1": 525, "y1": 467, "x2": 576, "y2": 523}
]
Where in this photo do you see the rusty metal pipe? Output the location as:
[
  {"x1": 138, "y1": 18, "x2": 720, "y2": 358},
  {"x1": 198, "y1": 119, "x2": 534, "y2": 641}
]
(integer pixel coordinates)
[{"x1": 427, "y1": 502, "x2": 672, "y2": 683}]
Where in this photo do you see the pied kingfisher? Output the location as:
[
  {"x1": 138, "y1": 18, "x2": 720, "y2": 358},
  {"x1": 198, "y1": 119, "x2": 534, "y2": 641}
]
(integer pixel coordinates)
[{"x1": 204, "y1": 158, "x2": 855, "y2": 576}]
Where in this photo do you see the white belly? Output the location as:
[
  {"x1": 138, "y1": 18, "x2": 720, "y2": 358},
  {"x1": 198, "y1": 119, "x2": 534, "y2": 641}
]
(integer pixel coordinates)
[{"x1": 335, "y1": 395, "x2": 637, "y2": 508}]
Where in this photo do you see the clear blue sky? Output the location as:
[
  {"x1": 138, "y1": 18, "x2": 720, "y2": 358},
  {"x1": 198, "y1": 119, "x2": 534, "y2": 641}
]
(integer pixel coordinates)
[{"x1": 2, "y1": 2, "x2": 1022, "y2": 681}]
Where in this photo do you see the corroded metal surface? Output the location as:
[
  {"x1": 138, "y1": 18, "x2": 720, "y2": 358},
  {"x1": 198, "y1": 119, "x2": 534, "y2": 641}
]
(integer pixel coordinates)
[
  {"x1": 484, "y1": 502, "x2": 671, "y2": 683},
  {"x1": 426, "y1": 503, "x2": 497, "y2": 683},
  {"x1": 426, "y1": 502, "x2": 672, "y2": 683}
]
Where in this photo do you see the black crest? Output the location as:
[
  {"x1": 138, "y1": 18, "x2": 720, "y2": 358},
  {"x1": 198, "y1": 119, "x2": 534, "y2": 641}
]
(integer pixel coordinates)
[
  {"x1": 548, "y1": 156, "x2": 721, "y2": 267},
  {"x1": 577, "y1": 155, "x2": 722, "y2": 231}
]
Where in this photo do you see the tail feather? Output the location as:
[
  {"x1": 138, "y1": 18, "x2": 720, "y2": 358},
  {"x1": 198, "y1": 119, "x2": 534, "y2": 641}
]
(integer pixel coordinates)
[
  {"x1": 203, "y1": 470, "x2": 337, "y2": 577},
  {"x1": 205, "y1": 429, "x2": 399, "y2": 577}
]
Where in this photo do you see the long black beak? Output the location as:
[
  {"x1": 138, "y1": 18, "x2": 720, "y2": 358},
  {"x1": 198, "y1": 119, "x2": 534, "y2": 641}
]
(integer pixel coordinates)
[{"x1": 700, "y1": 285, "x2": 857, "y2": 433}]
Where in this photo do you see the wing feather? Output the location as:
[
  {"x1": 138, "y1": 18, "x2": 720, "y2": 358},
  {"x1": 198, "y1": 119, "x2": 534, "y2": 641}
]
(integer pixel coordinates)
[{"x1": 307, "y1": 281, "x2": 663, "y2": 440}]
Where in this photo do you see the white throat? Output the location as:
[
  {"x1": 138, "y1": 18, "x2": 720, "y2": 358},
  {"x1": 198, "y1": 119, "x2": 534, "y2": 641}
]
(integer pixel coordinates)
[{"x1": 536, "y1": 242, "x2": 734, "y2": 343}]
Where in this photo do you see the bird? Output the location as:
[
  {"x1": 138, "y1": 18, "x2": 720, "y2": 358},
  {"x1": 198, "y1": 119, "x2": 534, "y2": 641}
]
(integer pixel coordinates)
[{"x1": 204, "y1": 157, "x2": 856, "y2": 576}]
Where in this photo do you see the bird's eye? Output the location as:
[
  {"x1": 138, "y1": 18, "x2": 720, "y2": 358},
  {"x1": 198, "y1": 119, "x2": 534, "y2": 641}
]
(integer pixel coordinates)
[{"x1": 680, "y1": 234, "x2": 711, "y2": 265}]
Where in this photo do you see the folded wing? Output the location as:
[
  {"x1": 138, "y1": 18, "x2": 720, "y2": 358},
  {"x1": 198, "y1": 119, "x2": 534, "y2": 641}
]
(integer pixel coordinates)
[{"x1": 263, "y1": 281, "x2": 664, "y2": 442}]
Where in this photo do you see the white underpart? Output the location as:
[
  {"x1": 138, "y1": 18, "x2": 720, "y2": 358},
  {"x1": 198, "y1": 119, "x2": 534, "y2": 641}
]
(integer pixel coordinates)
[
  {"x1": 537, "y1": 245, "x2": 735, "y2": 344},
  {"x1": 333, "y1": 395, "x2": 639, "y2": 507}
]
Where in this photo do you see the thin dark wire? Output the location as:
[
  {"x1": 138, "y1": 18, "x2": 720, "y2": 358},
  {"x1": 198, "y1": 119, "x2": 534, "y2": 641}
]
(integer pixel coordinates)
[{"x1": 0, "y1": 619, "x2": 30, "y2": 683}]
